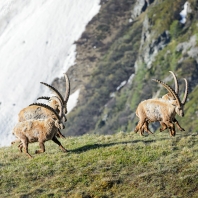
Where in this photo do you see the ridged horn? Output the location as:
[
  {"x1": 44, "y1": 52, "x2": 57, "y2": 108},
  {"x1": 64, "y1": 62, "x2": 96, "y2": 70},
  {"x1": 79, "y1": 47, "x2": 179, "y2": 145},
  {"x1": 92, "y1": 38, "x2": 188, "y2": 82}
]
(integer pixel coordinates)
[
  {"x1": 62, "y1": 114, "x2": 67, "y2": 122},
  {"x1": 169, "y1": 71, "x2": 179, "y2": 94},
  {"x1": 40, "y1": 82, "x2": 64, "y2": 104},
  {"x1": 152, "y1": 79, "x2": 182, "y2": 107},
  {"x1": 29, "y1": 102, "x2": 61, "y2": 121},
  {"x1": 64, "y1": 73, "x2": 70, "y2": 104},
  {"x1": 182, "y1": 78, "x2": 188, "y2": 105},
  {"x1": 37, "y1": 96, "x2": 50, "y2": 101}
]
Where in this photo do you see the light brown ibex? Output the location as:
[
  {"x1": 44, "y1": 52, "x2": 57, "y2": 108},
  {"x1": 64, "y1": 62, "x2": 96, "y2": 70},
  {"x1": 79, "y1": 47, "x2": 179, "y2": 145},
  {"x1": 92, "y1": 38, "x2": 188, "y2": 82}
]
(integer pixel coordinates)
[
  {"x1": 139, "y1": 71, "x2": 186, "y2": 135},
  {"x1": 12, "y1": 100, "x2": 67, "y2": 158},
  {"x1": 18, "y1": 73, "x2": 70, "y2": 138},
  {"x1": 135, "y1": 77, "x2": 188, "y2": 137}
]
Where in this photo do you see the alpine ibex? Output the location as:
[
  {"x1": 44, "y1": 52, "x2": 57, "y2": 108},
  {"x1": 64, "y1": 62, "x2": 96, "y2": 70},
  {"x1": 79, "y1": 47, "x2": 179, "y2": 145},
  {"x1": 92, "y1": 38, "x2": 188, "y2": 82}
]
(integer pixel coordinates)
[
  {"x1": 12, "y1": 101, "x2": 67, "y2": 158},
  {"x1": 135, "y1": 77, "x2": 188, "y2": 137},
  {"x1": 18, "y1": 73, "x2": 70, "y2": 138},
  {"x1": 141, "y1": 71, "x2": 185, "y2": 135}
]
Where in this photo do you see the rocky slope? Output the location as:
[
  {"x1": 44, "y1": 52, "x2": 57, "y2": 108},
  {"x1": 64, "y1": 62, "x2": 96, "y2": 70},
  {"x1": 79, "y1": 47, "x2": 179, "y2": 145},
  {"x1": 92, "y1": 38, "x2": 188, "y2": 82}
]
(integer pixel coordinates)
[{"x1": 53, "y1": 0, "x2": 198, "y2": 136}]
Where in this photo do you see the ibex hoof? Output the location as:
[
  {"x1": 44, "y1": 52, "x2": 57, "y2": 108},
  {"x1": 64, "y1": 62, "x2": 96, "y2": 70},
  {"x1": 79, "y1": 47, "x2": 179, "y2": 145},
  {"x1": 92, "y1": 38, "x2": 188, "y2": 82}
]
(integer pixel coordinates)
[
  {"x1": 170, "y1": 132, "x2": 176, "y2": 137},
  {"x1": 35, "y1": 150, "x2": 43, "y2": 154},
  {"x1": 62, "y1": 149, "x2": 68, "y2": 153}
]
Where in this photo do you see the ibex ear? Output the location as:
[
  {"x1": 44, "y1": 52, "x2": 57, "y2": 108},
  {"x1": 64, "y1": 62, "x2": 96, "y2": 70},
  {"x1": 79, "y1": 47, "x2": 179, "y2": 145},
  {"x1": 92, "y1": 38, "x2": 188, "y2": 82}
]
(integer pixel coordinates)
[
  {"x1": 51, "y1": 115, "x2": 57, "y2": 121},
  {"x1": 171, "y1": 100, "x2": 177, "y2": 106}
]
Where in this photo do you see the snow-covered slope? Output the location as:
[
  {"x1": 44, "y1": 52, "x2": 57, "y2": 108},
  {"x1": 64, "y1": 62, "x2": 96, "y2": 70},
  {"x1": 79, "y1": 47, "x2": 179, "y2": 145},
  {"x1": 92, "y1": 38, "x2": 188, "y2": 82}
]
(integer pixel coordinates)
[{"x1": 0, "y1": 0, "x2": 100, "y2": 146}]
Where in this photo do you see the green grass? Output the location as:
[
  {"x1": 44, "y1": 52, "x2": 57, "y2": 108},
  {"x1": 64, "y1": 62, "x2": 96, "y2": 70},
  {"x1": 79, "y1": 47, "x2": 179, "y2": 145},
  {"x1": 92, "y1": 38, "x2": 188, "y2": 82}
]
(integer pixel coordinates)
[{"x1": 1, "y1": 131, "x2": 198, "y2": 197}]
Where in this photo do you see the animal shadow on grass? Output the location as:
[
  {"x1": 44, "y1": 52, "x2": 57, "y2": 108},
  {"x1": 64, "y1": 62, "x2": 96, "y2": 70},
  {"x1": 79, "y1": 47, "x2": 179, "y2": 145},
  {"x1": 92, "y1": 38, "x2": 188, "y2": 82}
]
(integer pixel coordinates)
[
  {"x1": 68, "y1": 132, "x2": 193, "y2": 154},
  {"x1": 69, "y1": 139, "x2": 158, "y2": 154}
]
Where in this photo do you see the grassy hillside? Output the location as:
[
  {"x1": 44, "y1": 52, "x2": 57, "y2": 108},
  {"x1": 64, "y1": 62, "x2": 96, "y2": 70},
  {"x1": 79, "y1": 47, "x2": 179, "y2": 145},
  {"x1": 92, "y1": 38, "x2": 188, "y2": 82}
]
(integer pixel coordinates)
[{"x1": 1, "y1": 131, "x2": 198, "y2": 197}]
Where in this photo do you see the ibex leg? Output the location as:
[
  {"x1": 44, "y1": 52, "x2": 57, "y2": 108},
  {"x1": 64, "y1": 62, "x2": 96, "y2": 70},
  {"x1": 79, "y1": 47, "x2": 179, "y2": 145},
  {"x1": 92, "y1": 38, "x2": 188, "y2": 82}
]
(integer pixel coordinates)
[
  {"x1": 173, "y1": 118, "x2": 185, "y2": 131},
  {"x1": 159, "y1": 122, "x2": 168, "y2": 132},
  {"x1": 18, "y1": 143, "x2": 23, "y2": 152},
  {"x1": 35, "y1": 141, "x2": 45, "y2": 154},
  {"x1": 163, "y1": 121, "x2": 176, "y2": 137},
  {"x1": 52, "y1": 136, "x2": 68, "y2": 152},
  {"x1": 21, "y1": 137, "x2": 32, "y2": 158},
  {"x1": 11, "y1": 139, "x2": 21, "y2": 145},
  {"x1": 135, "y1": 119, "x2": 146, "y2": 136},
  {"x1": 143, "y1": 121, "x2": 153, "y2": 135},
  {"x1": 56, "y1": 129, "x2": 66, "y2": 138}
]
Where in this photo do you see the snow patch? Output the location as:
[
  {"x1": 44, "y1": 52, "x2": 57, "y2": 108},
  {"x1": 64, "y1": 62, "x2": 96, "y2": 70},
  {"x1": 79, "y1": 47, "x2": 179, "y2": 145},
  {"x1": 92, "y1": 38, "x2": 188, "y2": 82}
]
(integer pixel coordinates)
[
  {"x1": 179, "y1": 2, "x2": 191, "y2": 24},
  {"x1": 128, "y1": 74, "x2": 135, "y2": 85},
  {"x1": 116, "y1": 81, "x2": 127, "y2": 91},
  {"x1": 67, "y1": 89, "x2": 80, "y2": 113},
  {"x1": 0, "y1": 0, "x2": 100, "y2": 147}
]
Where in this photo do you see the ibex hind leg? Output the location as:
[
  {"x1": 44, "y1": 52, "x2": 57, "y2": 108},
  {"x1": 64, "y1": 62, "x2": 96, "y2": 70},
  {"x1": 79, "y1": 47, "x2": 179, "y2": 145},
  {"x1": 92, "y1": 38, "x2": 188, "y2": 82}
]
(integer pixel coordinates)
[
  {"x1": 143, "y1": 122, "x2": 153, "y2": 135},
  {"x1": 21, "y1": 137, "x2": 33, "y2": 158},
  {"x1": 11, "y1": 139, "x2": 21, "y2": 145},
  {"x1": 139, "y1": 120, "x2": 147, "y2": 136},
  {"x1": 135, "y1": 119, "x2": 146, "y2": 135},
  {"x1": 134, "y1": 124, "x2": 140, "y2": 133},
  {"x1": 18, "y1": 143, "x2": 23, "y2": 152},
  {"x1": 35, "y1": 141, "x2": 45, "y2": 154},
  {"x1": 52, "y1": 136, "x2": 68, "y2": 152},
  {"x1": 159, "y1": 122, "x2": 168, "y2": 132}
]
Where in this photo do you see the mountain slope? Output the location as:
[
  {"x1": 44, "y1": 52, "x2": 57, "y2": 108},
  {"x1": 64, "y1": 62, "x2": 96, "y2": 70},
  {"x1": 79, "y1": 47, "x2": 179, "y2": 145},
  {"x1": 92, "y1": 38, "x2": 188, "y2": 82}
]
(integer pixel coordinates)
[{"x1": 59, "y1": 0, "x2": 198, "y2": 137}]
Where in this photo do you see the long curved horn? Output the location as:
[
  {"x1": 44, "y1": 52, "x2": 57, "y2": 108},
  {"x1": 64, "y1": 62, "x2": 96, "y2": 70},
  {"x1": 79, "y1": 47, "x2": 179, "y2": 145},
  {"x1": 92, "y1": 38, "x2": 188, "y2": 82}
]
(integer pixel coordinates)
[
  {"x1": 64, "y1": 73, "x2": 70, "y2": 104},
  {"x1": 37, "y1": 96, "x2": 50, "y2": 101},
  {"x1": 169, "y1": 71, "x2": 179, "y2": 93},
  {"x1": 152, "y1": 79, "x2": 182, "y2": 107},
  {"x1": 40, "y1": 82, "x2": 64, "y2": 104},
  {"x1": 29, "y1": 103, "x2": 61, "y2": 120},
  {"x1": 182, "y1": 78, "x2": 188, "y2": 105},
  {"x1": 37, "y1": 96, "x2": 66, "y2": 121}
]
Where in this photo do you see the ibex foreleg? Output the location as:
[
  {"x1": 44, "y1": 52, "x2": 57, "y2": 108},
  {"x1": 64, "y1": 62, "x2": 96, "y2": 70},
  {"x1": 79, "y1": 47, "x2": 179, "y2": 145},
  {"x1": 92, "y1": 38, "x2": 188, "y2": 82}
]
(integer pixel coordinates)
[
  {"x1": 52, "y1": 136, "x2": 68, "y2": 152},
  {"x1": 173, "y1": 118, "x2": 185, "y2": 131},
  {"x1": 35, "y1": 141, "x2": 45, "y2": 154},
  {"x1": 162, "y1": 121, "x2": 176, "y2": 137}
]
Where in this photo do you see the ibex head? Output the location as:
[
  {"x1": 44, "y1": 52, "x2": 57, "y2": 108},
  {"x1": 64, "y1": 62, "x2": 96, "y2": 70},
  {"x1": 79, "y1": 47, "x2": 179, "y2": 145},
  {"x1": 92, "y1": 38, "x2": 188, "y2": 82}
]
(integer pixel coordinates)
[
  {"x1": 30, "y1": 95, "x2": 65, "y2": 128},
  {"x1": 39, "y1": 73, "x2": 70, "y2": 116},
  {"x1": 152, "y1": 77, "x2": 188, "y2": 117}
]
